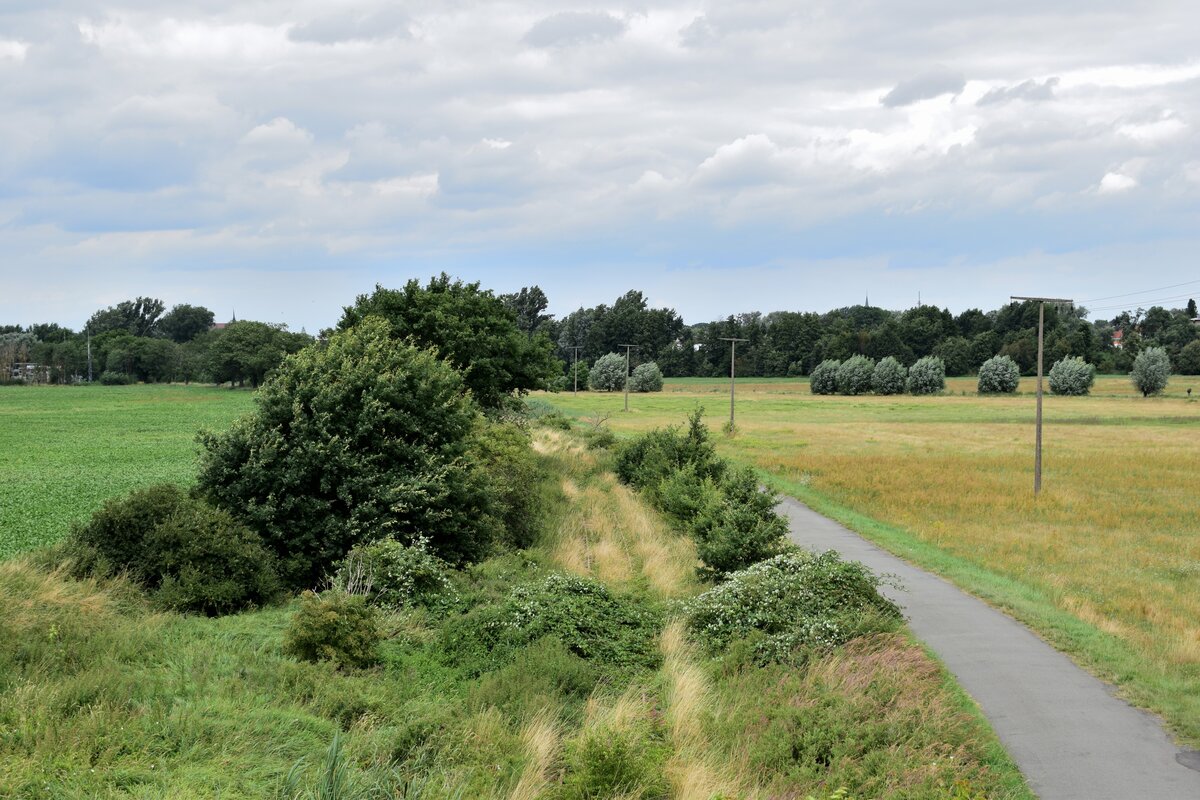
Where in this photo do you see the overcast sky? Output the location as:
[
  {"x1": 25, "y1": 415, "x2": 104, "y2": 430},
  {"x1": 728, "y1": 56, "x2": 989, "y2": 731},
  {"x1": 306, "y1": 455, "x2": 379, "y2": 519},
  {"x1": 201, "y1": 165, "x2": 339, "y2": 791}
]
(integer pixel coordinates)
[{"x1": 2, "y1": 1, "x2": 1198, "y2": 331}]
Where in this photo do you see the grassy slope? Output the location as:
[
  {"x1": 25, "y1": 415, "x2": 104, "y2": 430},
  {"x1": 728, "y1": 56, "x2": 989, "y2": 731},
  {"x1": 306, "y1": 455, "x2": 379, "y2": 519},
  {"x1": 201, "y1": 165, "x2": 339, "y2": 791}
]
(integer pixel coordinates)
[
  {"x1": 544, "y1": 377, "x2": 1200, "y2": 746},
  {"x1": 0, "y1": 385, "x2": 253, "y2": 559},
  {"x1": 0, "y1": 385, "x2": 1030, "y2": 798}
]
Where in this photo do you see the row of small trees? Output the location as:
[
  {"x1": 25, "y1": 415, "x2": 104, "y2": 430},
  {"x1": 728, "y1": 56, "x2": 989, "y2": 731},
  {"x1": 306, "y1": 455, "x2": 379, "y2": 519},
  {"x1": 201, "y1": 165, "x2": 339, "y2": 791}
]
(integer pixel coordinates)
[
  {"x1": 808, "y1": 348, "x2": 1175, "y2": 397},
  {"x1": 578, "y1": 353, "x2": 664, "y2": 393},
  {"x1": 810, "y1": 355, "x2": 947, "y2": 396}
]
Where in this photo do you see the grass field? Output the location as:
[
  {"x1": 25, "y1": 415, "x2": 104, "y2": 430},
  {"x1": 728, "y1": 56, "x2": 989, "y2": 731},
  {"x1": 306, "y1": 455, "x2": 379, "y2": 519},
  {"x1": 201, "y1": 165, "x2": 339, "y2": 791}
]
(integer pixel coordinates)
[
  {"x1": 0, "y1": 385, "x2": 1030, "y2": 798},
  {"x1": 0, "y1": 385, "x2": 252, "y2": 559},
  {"x1": 544, "y1": 374, "x2": 1200, "y2": 745}
]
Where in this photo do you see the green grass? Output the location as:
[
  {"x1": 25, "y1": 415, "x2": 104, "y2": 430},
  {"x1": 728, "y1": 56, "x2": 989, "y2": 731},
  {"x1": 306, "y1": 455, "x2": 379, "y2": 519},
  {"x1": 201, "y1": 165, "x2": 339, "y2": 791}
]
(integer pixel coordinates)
[
  {"x1": 544, "y1": 376, "x2": 1200, "y2": 746},
  {"x1": 0, "y1": 385, "x2": 253, "y2": 560},
  {"x1": 0, "y1": 387, "x2": 1032, "y2": 798}
]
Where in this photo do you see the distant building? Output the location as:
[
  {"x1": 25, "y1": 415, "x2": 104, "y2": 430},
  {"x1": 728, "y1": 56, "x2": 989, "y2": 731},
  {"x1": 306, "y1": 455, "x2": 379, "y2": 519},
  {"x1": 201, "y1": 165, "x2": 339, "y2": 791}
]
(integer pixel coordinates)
[
  {"x1": 1112, "y1": 328, "x2": 1124, "y2": 349},
  {"x1": 1191, "y1": 317, "x2": 1200, "y2": 326}
]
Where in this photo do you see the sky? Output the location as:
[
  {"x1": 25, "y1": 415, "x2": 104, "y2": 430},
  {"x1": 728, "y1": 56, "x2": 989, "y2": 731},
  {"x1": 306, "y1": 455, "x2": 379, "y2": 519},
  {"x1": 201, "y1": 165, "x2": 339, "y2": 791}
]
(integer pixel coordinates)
[{"x1": 1, "y1": 1, "x2": 1199, "y2": 332}]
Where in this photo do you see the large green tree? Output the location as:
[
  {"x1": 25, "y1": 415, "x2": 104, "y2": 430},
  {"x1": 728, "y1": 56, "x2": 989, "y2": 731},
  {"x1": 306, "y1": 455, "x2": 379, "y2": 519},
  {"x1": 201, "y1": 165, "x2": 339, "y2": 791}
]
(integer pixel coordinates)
[
  {"x1": 197, "y1": 318, "x2": 494, "y2": 588},
  {"x1": 338, "y1": 274, "x2": 561, "y2": 408},
  {"x1": 207, "y1": 321, "x2": 310, "y2": 388},
  {"x1": 86, "y1": 297, "x2": 166, "y2": 337},
  {"x1": 159, "y1": 304, "x2": 216, "y2": 343}
]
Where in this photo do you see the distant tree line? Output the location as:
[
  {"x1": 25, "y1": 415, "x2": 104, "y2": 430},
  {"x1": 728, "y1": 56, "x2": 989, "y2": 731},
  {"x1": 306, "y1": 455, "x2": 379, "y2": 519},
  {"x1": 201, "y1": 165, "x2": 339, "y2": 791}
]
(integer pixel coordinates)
[
  {"x1": 6, "y1": 280, "x2": 1199, "y2": 388},
  {"x1": 503, "y1": 288, "x2": 1200, "y2": 379},
  {"x1": 1, "y1": 297, "x2": 310, "y2": 386}
]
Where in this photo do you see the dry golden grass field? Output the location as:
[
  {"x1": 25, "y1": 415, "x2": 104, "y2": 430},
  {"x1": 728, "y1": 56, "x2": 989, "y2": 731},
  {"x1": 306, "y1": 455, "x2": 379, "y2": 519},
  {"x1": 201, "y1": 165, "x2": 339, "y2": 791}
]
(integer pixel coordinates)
[{"x1": 543, "y1": 374, "x2": 1200, "y2": 745}]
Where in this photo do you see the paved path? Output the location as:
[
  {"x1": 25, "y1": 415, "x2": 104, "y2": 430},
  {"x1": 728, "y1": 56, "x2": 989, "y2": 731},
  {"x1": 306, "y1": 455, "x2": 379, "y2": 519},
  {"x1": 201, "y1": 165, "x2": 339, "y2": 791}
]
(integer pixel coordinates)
[{"x1": 779, "y1": 495, "x2": 1200, "y2": 800}]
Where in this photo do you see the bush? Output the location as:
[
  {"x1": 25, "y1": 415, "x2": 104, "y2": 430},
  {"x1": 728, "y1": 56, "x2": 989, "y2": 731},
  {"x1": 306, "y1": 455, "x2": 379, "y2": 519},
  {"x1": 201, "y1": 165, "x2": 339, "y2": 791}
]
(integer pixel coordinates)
[
  {"x1": 1131, "y1": 346, "x2": 1171, "y2": 396},
  {"x1": 809, "y1": 360, "x2": 840, "y2": 395},
  {"x1": 67, "y1": 484, "x2": 279, "y2": 615},
  {"x1": 474, "y1": 420, "x2": 550, "y2": 549},
  {"x1": 556, "y1": 725, "x2": 670, "y2": 800},
  {"x1": 692, "y1": 467, "x2": 789, "y2": 580},
  {"x1": 906, "y1": 356, "x2": 945, "y2": 395},
  {"x1": 977, "y1": 355, "x2": 1020, "y2": 394},
  {"x1": 69, "y1": 483, "x2": 189, "y2": 580},
  {"x1": 147, "y1": 504, "x2": 280, "y2": 615},
  {"x1": 98, "y1": 371, "x2": 134, "y2": 385},
  {"x1": 835, "y1": 355, "x2": 875, "y2": 396},
  {"x1": 655, "y1": 463, "x2": 720, "y2": 524},
  {"x1": 283, "y1": 591, "x2": 382, "y2": 669},
  {"x1": 1048, "y1": 356, "x2": 1095, "y2": 396},
  {"x1": 871, "y1": 357, "x2": 908, "y2": 395},
  {"x1": 614, "y1": 408, "x2": 724, "y2": 493},
  {"x1": 685, "y1": 550, "x2": 902, "y2": 665},
  {"x1": 197, "y1": 317, "x2": 493, "y2": 589},
  {"x1": 589, "y1": 353, "x2": 626, "y2": 392},
  {"x1": 334, "y1": 537, "x2": 455, "y2": 612},
  {"x1": 1178, "y1": 341, "x2": 1200, "y2": 376},
  {"x1": 440, "y1": 573, "x2": 661, "y2": 678},
  {"x1": 628, "y1": 362, "x2": 664, "y2": 393}
]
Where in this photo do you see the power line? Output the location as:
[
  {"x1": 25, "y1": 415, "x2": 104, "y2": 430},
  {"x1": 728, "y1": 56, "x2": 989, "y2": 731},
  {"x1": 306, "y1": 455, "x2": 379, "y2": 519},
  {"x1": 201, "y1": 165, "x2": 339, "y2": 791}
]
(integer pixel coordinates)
[
  {"x1": 1078, "y1": 279, "x2": 1200, "y2": 304},
  {"x1": 1085, "y1": 291, "x2": 1199, "y2": 314}
]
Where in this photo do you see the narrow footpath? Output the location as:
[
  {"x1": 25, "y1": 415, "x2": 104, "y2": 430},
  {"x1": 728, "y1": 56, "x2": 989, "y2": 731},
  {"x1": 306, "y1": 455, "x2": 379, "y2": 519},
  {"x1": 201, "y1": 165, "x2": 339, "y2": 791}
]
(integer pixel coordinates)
[{"x1": 779, "y1": 496, "x2": 1200, "y2": 800}]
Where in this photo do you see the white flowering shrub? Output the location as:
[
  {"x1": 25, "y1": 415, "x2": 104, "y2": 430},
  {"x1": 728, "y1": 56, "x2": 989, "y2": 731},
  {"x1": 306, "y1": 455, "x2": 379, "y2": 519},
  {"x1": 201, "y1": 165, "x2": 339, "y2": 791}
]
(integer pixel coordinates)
[
  {"x1": 628, "y1": 361, "x2": 664, "y2": 392},
  {"x1": 588, "y1": 353, "x2": 627, "y2": 392},
  {"x1": 809, "y1": 360, "x2": 840, "y2": 395},
  {"x1": 1131, "y1": 347, "x2": 1170, "y2": 396},
  {"x1": 685, "y1": 550, "x2": 901, "y2": 665},
  {"x1": 334, "y1": 536, "x2": 456, "y2": 612},
  {"x1": 836, "y1": 355, "x2": 875, "y2": 395},
  {"x1": 1048, "y1": 356, "x2": 1095, "y2": 396},
  {"x1": 906, "y1": 356, "x2": 945, "y2": 395},
  {"x1": 977, "y1": 355, "x2": 1020, "y2": 394},
  {"x1": 871, "y1": 356, "x2": 907, "y2": 396}
]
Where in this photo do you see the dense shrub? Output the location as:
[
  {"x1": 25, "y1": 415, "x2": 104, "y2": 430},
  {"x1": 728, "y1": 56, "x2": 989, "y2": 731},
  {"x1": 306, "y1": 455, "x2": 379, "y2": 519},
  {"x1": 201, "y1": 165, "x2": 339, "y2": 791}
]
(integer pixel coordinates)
[
  {"x1": 67, "y1": 484, "x2": 278, "y2": 615},
  {"x1": 441, "y1": 573, "x2": 661, "y2": 678},
  {"x1": 809, "y1": 360, "x2": 840, "y2": 395},
  {"x1": 1131, "y1": 347, "x2": 1171, "y2": 396},
  {"x1": 334, "y1": 537, "x2": 455, "y2": 612},
  {"x1": 906, "y1": 356, "x2": 945, "y2": 395},
  {"x1": 686, "y1": 551, "x2": 902, "y2": 665},
  {"x1": 628, "y1": 362, "x2": 664, "y2": 393},
  {"x1": 589, "y1": 353, "x2": 626, "y2": 391},
  {"x1": 977, "y1": 355, "x2": 1020, "y2": 394},
  {"x1": 614, "y1": 408, "x2": 724, "y2": 493},
  {"x1": 474, "y1": 420, "x2": 549, "y2": 549},
  {"x1": 69, "y1": 483, "x2": 189, "y2": 579},
  {"x1": 147, "y1": 504, "x2": 280, "y2": 615},
  {"x1": 197, "y1": 318, "x2": 493, "y2": 588},
  {"x1": 835, "y1": 355, "x2": 875, "y2": 396},
  {"x1": 655, "y1": 463, "x2": 720, "y2": 524},
  {"x1": 556, "y1": 725, "x2": 670, "y2": 800},
  {"x1": 1048, "y1": 356, "x2": 1095, "y2": 396},
  {"x1": 1178, "y1": 341, "x2": 1200, "y2": 376},
  {"x1": 283, "y1": 591, "x2": 382, "y2": 669},
  {"x1": 98, "y1": 371, "x2": 134, "y2": 385},
  {"x1": 692, "y1": 468, "x2": 789, "y2": 580},
  {"x1": 871, "y1": 356, "x2": 908, "y2": 395}
]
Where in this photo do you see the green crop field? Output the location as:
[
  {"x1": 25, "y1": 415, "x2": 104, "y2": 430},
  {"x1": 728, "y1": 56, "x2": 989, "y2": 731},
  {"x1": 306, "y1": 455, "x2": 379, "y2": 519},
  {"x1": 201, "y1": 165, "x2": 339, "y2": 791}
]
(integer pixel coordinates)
[
  {"x1": 0, "y1": 385, "x2": 253, "y2": 560},
  {"x1": 544, "y1": 374, "x2": 1200, "y2": 745}
]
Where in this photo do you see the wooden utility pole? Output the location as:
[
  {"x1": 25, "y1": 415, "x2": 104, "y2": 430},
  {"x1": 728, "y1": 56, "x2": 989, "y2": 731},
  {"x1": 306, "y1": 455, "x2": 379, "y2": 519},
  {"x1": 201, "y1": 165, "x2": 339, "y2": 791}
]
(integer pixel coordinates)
[
  {"x1": 718, "y1": 337, "x2": 749, "y2": 430},
  {"x1": 619, "y1": 344, "x2": 638, "y2": 412},
  {"x1": 1011, "y1": 295, "x2": 1073, "y2": 495},
  {"x1": 570, "y1": 346, "x2": 583, "y2": 395}
]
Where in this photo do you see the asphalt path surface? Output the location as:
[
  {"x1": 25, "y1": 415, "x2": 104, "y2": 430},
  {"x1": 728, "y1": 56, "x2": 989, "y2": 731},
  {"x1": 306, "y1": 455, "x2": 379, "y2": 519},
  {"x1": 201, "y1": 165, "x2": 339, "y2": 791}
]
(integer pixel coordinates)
[{"x1": 779, "y1": 495, "x2": 1200, "y2": 800}]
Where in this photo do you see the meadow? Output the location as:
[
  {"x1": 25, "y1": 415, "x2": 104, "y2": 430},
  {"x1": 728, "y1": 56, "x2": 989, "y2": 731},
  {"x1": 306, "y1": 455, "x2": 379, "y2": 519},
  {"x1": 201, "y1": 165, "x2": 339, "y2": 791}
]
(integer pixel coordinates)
[
  {"x1": 544, "y1": 374, "x2": 1200, "y2": 746},
  {"x1": 0, "y1": 384, "x2": 1029, "y2": 797},
  {"x1": 0, "y1": 385, "x2": 252, "y2": 559}
]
